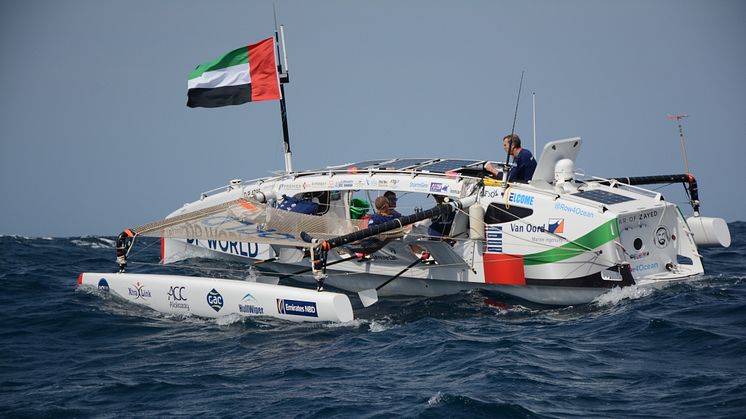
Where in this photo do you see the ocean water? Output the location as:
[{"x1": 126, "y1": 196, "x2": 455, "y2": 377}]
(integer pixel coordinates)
[{"x1": 1, "y1": 224, "x2": 745, "y2": 418}]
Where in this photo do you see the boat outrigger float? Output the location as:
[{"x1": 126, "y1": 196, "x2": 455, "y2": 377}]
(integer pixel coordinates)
[{"x1": 78, "y1": 30, "x2": 731, "y2": 323}]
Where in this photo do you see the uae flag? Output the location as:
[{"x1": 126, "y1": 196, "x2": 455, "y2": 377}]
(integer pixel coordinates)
[{"x1": 187, "y1": 37, "x2": 281, "y2": 108}]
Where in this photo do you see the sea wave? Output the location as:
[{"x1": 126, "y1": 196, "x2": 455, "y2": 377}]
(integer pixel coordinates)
[{"x1": 1, "y1": 227, "x2": 745, "y2": 417}]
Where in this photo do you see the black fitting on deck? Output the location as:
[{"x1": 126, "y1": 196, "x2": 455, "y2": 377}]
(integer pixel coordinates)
[{"x1": 610, "y1": 173, "x2": 700, "y2": 214}]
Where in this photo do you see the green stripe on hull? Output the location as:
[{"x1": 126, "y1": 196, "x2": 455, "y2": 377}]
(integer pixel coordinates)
[
  {"x1": 523, "y1": 219, "x2": 618, "y2": 265},
  {"x1": 189, "y1": 46, "x2": 248, "y2": 80}
]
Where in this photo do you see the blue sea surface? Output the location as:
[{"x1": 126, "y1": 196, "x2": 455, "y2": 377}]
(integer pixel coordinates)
[{"x1": 1, "y1": 223, "x2": 745, "y2": 418}]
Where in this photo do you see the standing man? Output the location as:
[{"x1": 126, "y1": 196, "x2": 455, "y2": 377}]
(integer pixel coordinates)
[{"x1": 485, "y1": 134, "x2": 537, "y2": 182}]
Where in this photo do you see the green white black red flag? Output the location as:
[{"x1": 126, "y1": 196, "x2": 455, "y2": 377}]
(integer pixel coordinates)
[{"x1": 187, "y1": 37, "x2": 281, "y2": 108}]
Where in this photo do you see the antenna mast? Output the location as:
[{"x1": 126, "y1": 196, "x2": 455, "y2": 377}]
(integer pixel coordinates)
[
  {"x1": 532, "y1": 92, "x2": 536, "y2": 156},
  {"x1": 503, "y1": 71, "x2": 525, "y2": 185},
  {"x1": 668, "y1": 114, "x2": 690, "y2": 174},
  {"x1": 274, "y1": 4, "x2": 293, "y2": 173}
]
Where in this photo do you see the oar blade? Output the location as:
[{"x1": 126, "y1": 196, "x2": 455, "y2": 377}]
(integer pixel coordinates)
[{"x1": 358, "y1": 289, "x2": 379, "y2": 307}]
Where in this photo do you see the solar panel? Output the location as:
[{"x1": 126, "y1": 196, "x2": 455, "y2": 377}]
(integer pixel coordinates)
[
  {"x1": 572, "y1": 189, "x2": 635, "y2": 205},
  {"x1": 377, "y1": 158, "x2": 434, "y2": 170},
  {"x1": 416, "y1": 159, "x2": 482, "y2": 173},
  {"x1": 329, "y1": 159, "x2": 390, "y2": 170}
]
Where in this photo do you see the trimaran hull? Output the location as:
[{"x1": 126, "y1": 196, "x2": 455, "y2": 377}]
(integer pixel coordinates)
[{"x1": 78, "y1": 272, "x2": 353, "y2": 322}]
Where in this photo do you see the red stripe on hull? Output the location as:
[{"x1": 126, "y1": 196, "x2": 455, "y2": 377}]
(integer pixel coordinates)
[{"x1": 484, "y1": 254, "x2": 526, "y2": 285}]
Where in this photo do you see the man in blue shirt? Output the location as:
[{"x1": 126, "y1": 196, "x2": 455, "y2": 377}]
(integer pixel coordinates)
[
  {"x1": 368, "y1": 196, "x2": 401, "y2": 226},
  {"x1": 427, "y1": 195, "x2": 454, "y2": 238},
  {"x1": 383, "y1": 191, "x2": 402, "y2": 217},
  {"x1": 485, "y1": 134, "x2": 537, "y2": 182}
]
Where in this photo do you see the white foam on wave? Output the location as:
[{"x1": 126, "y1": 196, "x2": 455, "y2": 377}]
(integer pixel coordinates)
[
  {"x1": 427, "y1": 391, "x2": 444, "y2": 406},
  {"x1": 99, "y1": 237, "x2": 117, "y2": 246},
  {"x1": 324, "y1": 318, "x2": 366, "y2": 329},
  {"x1": 215, "y1": 313, "x2": 244, "y2": 326},
  {"x1": 368, "y1": 319, "x2": 393, "y2": 333},
  {"x1": 325, "y1": 318, "x2": 393, "y2": 332},
  {"x1": 592, "y1": 285, "x2": 654, "y2": 306},
  {"x1": 1, "y1": 234, "x2": 31, "y2": 240},
  {"x1": 71, "y1": 238, "x2": 114, "y2": 249}
]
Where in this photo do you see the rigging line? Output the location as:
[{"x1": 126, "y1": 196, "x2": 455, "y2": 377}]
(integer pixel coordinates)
[
  {"x1": 124, "y1": 236, "x2": 160, "y2": 260},
  {"x1": 504, "y1": 71, "x2": 525, "y2": 171},
  {"x1": 135, "y1": 255, "x2": 623, "y2": 281},
  {"x1": 128, "y1": 198, "x2": 249, "y2": 236},
  {"x1": 649, "y1": 182, "x2": 676, "y2": 192},
  {"x1": 127, "y1": 260, "x2": 258, "y2": 275}
]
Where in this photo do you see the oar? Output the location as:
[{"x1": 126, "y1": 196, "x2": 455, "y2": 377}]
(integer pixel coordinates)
[
  {"x1": 358, "y1": 253, "x2": 428, "y2": 307},
  {"x1": 277, "y1": 254, "x2": 360, "y2": 281}
]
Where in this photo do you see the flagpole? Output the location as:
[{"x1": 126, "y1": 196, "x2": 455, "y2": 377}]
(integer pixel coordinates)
[{"x1": 275, "y1": 18, "x2": 293, "y2": 173}]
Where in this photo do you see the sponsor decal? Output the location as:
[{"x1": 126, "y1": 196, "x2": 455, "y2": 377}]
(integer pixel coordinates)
[
  {"x1": 276, "y1": 299, "x2": 318, "y2": 317},
  {"x1": 167, "y1": 286, "x2": 189, "y2": 311},
  {"x1": 629, "y1": 250, "x2": 650, "y2": 260},
  {"x1": 278, "y1": 183, "x2": 302, "y2": 191},
  {"x1": 554, "y1": 202, "x2": 594, "y2": 218},
  {"x1": 632, "y1": 262, "x2": 659, "y2": 273},
  {"x1": 508, "y1": 192, "x2": 534, "y2": 206},
  {"x1": 207, "y1": 288, "x2": 224, "y2": 312},
  {"x1": 530, "y1": 236, "x2": 563, "y2": 244},
  {"x1": 186, "y1": 239, "x2": 260, "y2": 258},
  {"x1": 485, "y1": 225, "x2": 503, "y2": 253},
  {"x1": 97, "y1": 278, "x2": 110, "y2": 292},
  {"x1": 509, "y1": 223, "x2": 546, "y2": 233},
  {"x1": 429, "y1": 182, "x2": 449, "y2": 193},
  {"x1": 548, "y1": 218, "x2": 565, "y2": 234},
  {"x1": 409, "y1": 181, "x2": 430, "y2": 190},
  {"x1": 238, "y1": 293, "x2": 264, "y2": 315},
  {"x1": 619, "y1": 210, "x2": 658, "y2": 225},
  {"x1": 335, "y1": 180, "x2": 354, "y2": 188},
  {"x1": 377, "y1": 178, "x2": 400, "y2": 188},
  {"x1": 481, "y1": 189, "x2": 501, "y2": 199},
  {"x1": 128, "y1": 282, "x2": 152, "y2": 300},
  {"x1": 182, "y1": 216, "x2": 295, "y2": 244},
  {"x1": 655, "y1": 226, "x2": 669, "y2": 248}
]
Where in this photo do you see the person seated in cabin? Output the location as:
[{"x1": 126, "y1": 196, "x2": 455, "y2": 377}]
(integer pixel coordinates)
[
  {"x1": 368, "y1": 196, "x2": 401, "y2": 227},
  {"x1": 277, "y1": 193, "x2": 320, "y2": 215},
  {"x1": 484, "y1": 133, "x2": 537, "y2": 182},
  {"x1": 427, "y1": 195, "x2": 455, "y2": 239},
  {"x1": 383, "y1": 191, "x2": 402, "y2": 217},
  {"x1": 410, "y1": 195, "x2": 455, "y2": 240}
]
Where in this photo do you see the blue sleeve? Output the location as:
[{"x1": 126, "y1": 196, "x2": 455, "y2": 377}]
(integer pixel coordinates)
[{"x1": 508, "y1": 150, "x2": 536, "y2": 181}]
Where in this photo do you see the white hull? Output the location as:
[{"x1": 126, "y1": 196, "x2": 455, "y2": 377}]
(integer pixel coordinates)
[
  {"x1": 255, "y1": 262, "x2": 688, "y2": 305},
  {"x1": 138, "y1": 139, "x2": 728, "y2": 308},
  {"x1": 78, "y1": 272, "x2": 353, "y2": 322}
]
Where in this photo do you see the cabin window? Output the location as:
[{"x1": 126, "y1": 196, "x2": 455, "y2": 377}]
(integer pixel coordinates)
[
  {"x1": 484, "y1": 203, "x2": 533, "y2": 224},
  {"x1": 285, "y1": 191, "x2": 331, "y2": 216},
  {"x1": 677, "y1": 255, "x2": 693, "y2": 265}
]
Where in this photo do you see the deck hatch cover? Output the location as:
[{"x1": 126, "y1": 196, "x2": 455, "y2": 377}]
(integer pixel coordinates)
[
  {"x1": 415, "y1": 159, "x2": 482, "y2": 173},
  {"x1": 571, "y1": 189, "x2": 635, "y2": 205}
]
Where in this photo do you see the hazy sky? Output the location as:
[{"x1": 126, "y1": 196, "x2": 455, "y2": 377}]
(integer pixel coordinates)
[{"x1": 1, "y1": 0, "x2": 744, "y2": 237}]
